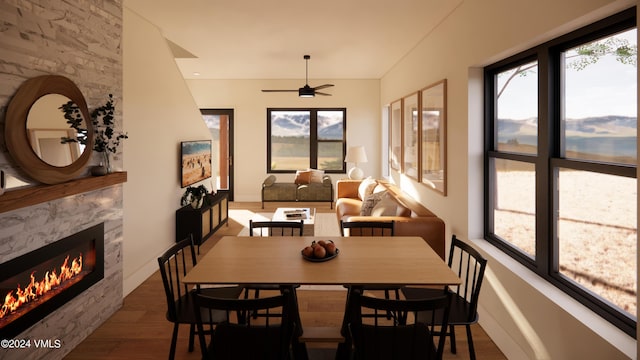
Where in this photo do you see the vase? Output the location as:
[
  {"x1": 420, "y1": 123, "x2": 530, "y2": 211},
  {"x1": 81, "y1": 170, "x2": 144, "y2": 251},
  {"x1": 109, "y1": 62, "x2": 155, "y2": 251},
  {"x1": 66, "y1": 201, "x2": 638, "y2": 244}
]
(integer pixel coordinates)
[
  {"x1": 102, "y1": 152, "x2": 112, "y2": 174},
  {"x1": 91, "y1": 164, "x2": 108, "y2": 176},
  {"x1": 191, "y1": 197, "x2": 204, "y2": 209}
]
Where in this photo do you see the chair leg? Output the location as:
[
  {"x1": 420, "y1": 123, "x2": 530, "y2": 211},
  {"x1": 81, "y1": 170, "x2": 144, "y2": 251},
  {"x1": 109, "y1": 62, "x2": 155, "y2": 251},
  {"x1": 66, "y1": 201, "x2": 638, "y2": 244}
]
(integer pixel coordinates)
[
  {"x1": 383, "y1": 289, "x2": 393, "y2": 319},
  {"x1": 252, "y1": 288, "x2": 261, "y2": 319},
  {"x1": 449, "y1": 324, "x2": 457, "y2": 354},
  {"x1": 169, "y1": 323, "x2": 179, "y2": 360},
  {"x1": 188, "y1": 323, "x2": 195, "y2": 352},
  {"x1": 466, "y1": 324, "x2": 476, "y2": 360}
]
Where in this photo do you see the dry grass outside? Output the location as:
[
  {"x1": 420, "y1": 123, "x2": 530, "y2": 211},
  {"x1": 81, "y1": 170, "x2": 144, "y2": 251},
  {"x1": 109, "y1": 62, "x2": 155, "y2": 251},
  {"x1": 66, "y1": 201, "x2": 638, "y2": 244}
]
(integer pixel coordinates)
[
  {"x1": 270, "y1": 156, "x2": 343, "y2": 171},
  {"x1": 493, "y1": 170, "x2": 637, "y2": 317}
]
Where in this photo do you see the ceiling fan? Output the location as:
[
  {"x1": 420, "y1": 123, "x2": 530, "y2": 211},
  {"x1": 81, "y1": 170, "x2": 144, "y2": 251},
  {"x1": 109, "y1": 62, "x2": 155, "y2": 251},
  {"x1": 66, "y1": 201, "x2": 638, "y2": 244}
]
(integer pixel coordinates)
[{"x1": 262, "y1": 55, "x2": 334, "y2": 97}]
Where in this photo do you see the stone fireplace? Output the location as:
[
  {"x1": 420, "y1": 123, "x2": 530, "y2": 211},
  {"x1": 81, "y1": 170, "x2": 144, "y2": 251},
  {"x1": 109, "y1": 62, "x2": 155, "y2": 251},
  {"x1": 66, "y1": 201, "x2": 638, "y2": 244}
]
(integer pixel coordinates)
[
  {"x1": 0, "y1": 185, "x2": 123, "y2": 360},
  {"x1": 0, "y1": 223, "x2": 105, "y2": 339},
  {"x1": 0, "y1": 1, "x2": 124, "y2": 359}
]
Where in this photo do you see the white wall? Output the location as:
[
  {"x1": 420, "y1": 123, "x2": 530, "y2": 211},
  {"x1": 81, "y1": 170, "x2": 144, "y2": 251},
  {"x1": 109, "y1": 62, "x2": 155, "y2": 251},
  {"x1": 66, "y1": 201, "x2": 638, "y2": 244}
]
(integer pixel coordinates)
[
  {"x1": 122, "y1": 8, "x2": 213, "y2": 295},
  {"x1": 381, "y1": 0, "x2": 637, "y2": 358},
  {"x1": 186, "y1": 79, "x2": 381, "y2": 201}
]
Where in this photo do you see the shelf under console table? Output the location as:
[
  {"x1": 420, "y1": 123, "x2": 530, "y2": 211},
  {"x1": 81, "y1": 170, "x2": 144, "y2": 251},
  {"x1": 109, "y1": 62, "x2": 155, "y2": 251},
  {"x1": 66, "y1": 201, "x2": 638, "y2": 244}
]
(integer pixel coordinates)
[{"x1": 175, "y1": 190, "x2": 229, "y2": 248}]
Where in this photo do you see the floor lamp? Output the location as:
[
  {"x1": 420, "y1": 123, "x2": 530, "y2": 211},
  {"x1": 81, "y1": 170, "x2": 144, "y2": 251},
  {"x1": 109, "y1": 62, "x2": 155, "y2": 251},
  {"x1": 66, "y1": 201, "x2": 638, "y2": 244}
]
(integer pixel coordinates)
[{"x1": 345, "y1": 145, "x2": 368, "y2": 180}]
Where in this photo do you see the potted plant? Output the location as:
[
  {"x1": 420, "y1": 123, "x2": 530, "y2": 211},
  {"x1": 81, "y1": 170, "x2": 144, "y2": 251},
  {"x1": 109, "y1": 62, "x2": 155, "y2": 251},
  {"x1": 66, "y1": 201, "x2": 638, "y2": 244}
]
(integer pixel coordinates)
[
  {"x1": 181, "y1": 184, "x2": 209, "y2": 209},
  {"x1": 60, "y1": 94, "x2": 128, "y2": 175}
]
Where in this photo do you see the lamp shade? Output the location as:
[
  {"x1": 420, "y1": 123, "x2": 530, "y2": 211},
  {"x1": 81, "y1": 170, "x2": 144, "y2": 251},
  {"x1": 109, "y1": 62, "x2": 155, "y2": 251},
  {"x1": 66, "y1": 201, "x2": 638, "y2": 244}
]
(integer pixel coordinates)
[{"x1": 344, "y1": 146, "x2": 368, "y2": 163}]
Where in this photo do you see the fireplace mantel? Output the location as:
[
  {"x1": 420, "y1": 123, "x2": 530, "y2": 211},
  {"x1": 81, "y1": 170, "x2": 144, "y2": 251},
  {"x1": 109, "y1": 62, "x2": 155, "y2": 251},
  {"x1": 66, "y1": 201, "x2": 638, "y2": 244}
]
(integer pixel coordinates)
[{"x1": 0, "y1": 172, "x2": 127, "y2": 214}]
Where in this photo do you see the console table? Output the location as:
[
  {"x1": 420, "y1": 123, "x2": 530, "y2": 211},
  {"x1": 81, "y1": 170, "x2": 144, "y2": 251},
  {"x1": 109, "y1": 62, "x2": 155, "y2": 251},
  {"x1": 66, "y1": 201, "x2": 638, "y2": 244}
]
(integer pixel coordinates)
[{"x1": 175, "y1": 190, "x2": 228, "y2": 248}]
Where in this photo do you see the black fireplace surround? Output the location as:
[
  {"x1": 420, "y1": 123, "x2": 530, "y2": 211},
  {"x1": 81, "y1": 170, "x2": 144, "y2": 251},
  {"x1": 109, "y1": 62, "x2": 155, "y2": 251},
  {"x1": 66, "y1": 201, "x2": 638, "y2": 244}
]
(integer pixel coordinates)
[{"x1": 0, "y1": 223, "x2": 104, "y2": 339}]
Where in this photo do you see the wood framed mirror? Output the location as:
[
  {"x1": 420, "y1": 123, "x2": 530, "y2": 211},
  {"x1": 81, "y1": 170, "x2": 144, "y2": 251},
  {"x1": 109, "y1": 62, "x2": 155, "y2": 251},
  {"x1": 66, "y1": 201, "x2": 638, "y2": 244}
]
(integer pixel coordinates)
[{"x1": 5, "y1": 75, "x2": 93, "y2": 184}]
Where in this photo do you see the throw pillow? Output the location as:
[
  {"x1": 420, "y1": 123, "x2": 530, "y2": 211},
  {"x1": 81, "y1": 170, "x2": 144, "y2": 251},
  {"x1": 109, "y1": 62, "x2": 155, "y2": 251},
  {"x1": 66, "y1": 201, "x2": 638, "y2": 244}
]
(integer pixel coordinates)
[
  {"x1": 358, "y1": 177, "x2": 378, "y2": 200},
  {"x1": 370, "y1": 193, "x2": 399, "y2": 216},
  {"x1": 360, "y1": 191, "x2": 386, "y2": 216},
  {"x1": 263, "y1": 174, "x2": 277, "y2": 187},
  {"x1": 294, "y1": 170, "x2": 312, "y2": 185},
  {"x1": 307, "y1": 168, "x2": 325, "y2": 183}
]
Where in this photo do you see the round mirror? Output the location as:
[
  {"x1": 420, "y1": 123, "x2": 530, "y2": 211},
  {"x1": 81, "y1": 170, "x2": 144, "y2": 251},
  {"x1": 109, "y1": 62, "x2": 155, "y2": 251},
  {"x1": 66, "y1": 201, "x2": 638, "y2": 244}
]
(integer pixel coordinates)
[
  {"x1": 5, "y1": 75, "x2": 93, "y2": 184},
  {"x1": 26, "y1": 94, "x2": 86, "y2": 167}
]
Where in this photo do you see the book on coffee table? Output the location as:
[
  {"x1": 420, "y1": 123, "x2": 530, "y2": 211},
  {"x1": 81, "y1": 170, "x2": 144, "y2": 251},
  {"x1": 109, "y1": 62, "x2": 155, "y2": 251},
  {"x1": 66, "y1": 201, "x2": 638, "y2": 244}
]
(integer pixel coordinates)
[
  {"x1": 286, "y1": 213, "x2": 306, "y2": 219},
  {"x1": 283, "y1": 209, "x2": 307, "y2": 219},
  {"x1": 272, "y1": 208, "x2": 315, "y2": 236}
]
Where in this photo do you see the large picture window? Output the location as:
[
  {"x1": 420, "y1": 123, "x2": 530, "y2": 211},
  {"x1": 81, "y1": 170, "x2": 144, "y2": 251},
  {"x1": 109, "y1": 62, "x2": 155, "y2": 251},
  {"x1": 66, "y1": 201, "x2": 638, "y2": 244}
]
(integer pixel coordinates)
[
  {"x1": 485, "y1": 8, "x2": 637, "y2": 335},
  {"x1": 267, "y1": 108, "x2": 346, "y2": 173}
]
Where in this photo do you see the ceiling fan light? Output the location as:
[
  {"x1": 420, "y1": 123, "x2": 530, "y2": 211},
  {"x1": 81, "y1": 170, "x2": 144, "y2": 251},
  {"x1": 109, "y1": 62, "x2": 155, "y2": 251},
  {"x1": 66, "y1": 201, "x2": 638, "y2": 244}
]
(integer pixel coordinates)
[{"x1": 299, "y1": 86, "x2": 315, "y2": 97}]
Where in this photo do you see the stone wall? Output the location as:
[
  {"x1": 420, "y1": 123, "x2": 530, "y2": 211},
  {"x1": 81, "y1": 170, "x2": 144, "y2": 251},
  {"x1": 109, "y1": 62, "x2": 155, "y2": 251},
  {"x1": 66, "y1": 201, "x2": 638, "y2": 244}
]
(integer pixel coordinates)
[{"x1": 0, "y1": 1, "x2": 124, "y2": 359}]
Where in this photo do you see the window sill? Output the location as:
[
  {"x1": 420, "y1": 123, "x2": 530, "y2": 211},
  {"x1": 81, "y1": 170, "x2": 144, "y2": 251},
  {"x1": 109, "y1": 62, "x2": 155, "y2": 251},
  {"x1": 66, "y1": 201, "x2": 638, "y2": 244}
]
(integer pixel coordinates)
[{"x1": 471, "y1": 238, "x2": 635, "y2": 358}]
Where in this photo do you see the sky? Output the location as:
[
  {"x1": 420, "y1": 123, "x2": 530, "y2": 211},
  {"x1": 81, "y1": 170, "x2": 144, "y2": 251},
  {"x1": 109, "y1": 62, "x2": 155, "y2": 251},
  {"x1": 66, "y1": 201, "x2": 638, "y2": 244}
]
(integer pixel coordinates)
[{"x1": 498, "y1": 29, "x2": 637, "y2": 120}]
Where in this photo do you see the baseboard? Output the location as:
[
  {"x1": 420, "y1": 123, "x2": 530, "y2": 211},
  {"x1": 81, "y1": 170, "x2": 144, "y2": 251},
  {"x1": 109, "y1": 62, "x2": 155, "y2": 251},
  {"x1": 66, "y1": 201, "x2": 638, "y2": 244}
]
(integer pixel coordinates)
[{"x1": 123, "y1": 258, "x2": 159, "y2": 296}]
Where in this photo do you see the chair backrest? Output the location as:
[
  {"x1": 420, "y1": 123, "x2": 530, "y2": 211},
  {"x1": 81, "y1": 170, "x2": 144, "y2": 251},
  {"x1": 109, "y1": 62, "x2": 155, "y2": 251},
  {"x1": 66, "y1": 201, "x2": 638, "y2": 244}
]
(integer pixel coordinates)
[
  {"x1": 347, "y1": 288, "x2": 451, "y2": 360},
  {"x1": 193, "y1": 288, "x2": 296, "y2": 359},
  {"x1": 157, "y1": 235, "x2": 199, "y2": 322},
  {"x1": 340, "y1": 220, "x2": 395, "y2": 236},
  {"x1": 249, "y1": 220, "x2": 304, "y2": 236},
  {"x1": 447, "y1": 235, "x2": 488, "y2": 321}
]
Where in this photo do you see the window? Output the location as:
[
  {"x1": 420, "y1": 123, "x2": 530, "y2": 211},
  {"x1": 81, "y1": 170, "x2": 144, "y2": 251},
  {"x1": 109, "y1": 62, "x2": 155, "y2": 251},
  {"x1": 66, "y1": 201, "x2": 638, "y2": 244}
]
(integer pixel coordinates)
[
  {"x1": 485, "y1": 8, "x2": 637, "y2": 335},
  {"x1": 267, "y1": 108, "x2": 346, "y2": 173}
]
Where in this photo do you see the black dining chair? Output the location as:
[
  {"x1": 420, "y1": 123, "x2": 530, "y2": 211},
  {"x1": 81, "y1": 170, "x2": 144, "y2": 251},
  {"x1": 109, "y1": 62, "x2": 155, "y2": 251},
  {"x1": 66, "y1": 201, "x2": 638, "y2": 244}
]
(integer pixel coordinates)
[
  {"x1": 193, "y1": 287, "x2": 297, "y2": 359},
  {"x1": 402, "y1": 235, "x2": 488, "y2": 360},
  {"x1": 245, "y1": 220, "x2": 309, "y2": 358},
  {"x1": 346, "y1": 288, "x2": 451, "y2": 360},
  {"x1": 249, "y1": 219, "x2": 305, "y2": 236},
  {"x1": 244, "y1": 220, "x2": 304, "y2": 301},
  {"x1": 157, "y1": 235, "x2": 243, "y2": 360},
  {"x1": 340, "y1": 220, "x2": 400, "y2": 304},
  {"x1": 340, "y1": 220, "x2": 395, "y2": 237}
]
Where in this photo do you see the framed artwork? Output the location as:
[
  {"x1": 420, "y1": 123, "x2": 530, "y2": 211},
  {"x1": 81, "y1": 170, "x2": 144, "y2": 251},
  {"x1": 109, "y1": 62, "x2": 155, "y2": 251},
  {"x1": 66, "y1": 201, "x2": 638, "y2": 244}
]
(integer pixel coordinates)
[
  {"x1": 420, "y1": 79, "x2": 447, "y2": 195},
  {"x1": 389, "y1": 100, "x2": 402, "y2": 170},
  {"x1": 402, "y1": 92, "x2": 419, "y2": 180},
  {"x1": 181, "y1": 140, "x2": 212, "y2": 187}
]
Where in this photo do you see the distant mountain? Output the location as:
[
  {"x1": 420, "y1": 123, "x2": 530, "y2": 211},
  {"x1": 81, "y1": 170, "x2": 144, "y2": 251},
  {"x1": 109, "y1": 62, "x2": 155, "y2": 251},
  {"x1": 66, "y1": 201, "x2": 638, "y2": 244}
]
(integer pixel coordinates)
[
  {"x1": 271, "y1": 111, "x2": 344, "y2": 139},
  {"x1": 318, "y1": 122, "x2": 343, "y2": 140},
  {"x1": 497, "y1": 115, "x2": 637, "y2": 159},
  {"x1": 497, "y1": 115, "x2": 636, "y2": 138},
  {"x1": 271, "y1": 112, "x2": 310, "y2": 137},
  {"x1": 564, "y1": 115, "x2": 637, "y2": 136}
]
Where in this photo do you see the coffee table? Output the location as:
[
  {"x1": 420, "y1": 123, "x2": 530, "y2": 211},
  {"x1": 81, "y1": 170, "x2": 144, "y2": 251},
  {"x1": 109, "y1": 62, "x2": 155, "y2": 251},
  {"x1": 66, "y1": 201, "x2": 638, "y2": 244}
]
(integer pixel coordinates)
[{"x1": 272, "y1": 207, "x2": 315, "y2": 236}]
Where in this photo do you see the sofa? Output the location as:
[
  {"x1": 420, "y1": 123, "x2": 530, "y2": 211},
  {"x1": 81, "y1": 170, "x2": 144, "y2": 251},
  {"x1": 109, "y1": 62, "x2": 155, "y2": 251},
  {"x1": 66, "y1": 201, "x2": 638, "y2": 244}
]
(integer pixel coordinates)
[
  {"x1": 335, "y1": 178, "x2": 445, "y2": 259},
  {"x1": 261, "y1": 172, "x2": 334, "y2": 209}
]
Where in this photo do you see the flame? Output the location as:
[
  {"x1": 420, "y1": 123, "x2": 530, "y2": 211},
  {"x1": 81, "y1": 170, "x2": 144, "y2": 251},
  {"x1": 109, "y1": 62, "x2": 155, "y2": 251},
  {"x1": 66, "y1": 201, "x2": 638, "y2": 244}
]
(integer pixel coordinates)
[{"x1": 0, "y1": 254, "x2": 83, "y2": 319}]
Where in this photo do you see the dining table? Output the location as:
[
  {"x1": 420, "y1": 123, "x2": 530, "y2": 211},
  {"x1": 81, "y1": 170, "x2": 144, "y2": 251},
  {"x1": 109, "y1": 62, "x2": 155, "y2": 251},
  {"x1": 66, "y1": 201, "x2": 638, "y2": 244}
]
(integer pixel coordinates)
[
  {"x1": 182, "y1": 235, "x2": 461, "y2": 360},
  {"x1": 183, "y1": 235, "x2": 460, "y2": 286}
]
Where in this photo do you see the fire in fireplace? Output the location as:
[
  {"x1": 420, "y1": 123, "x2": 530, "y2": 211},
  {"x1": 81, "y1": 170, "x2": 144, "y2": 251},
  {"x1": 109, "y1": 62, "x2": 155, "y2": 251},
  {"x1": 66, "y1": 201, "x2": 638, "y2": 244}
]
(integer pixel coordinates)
[{"x1": 0, "y1": 223, "x2": 104, "y2": 339}]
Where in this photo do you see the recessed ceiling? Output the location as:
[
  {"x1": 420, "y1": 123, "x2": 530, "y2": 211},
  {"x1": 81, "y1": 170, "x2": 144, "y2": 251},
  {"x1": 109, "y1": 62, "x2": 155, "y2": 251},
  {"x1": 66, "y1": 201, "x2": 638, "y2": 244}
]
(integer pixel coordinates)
[{"x1": 124, "y1": 0, "x2": 461, "y2": 80}]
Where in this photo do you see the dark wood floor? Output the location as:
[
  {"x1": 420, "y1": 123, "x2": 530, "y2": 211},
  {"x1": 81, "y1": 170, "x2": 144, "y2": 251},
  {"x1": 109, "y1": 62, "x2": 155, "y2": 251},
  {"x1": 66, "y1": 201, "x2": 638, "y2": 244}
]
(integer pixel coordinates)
[{"x1": 64, "y1": 202, "x2": 506, "y2": 360}]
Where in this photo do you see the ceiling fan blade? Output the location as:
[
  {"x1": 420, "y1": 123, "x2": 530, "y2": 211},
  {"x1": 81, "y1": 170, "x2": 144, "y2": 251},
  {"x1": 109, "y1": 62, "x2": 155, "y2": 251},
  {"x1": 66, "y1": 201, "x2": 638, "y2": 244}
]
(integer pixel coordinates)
[
  {"x1": 262, "y1": 55, "x2": 336, "y2": 97},
  {"x1": 313, "y1": 84, "x2": 334, "y2": 90}
]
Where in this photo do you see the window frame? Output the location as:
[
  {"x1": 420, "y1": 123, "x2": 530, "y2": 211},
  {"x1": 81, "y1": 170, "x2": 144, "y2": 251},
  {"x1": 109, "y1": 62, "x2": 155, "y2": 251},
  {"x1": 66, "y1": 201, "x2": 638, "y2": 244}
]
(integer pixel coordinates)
[
  {"x1": 267, "y1": 107, "x2": 347, "y2": 174},
  {"x1": 484, "y1": 7, "x2": 637, "y2": 336}
]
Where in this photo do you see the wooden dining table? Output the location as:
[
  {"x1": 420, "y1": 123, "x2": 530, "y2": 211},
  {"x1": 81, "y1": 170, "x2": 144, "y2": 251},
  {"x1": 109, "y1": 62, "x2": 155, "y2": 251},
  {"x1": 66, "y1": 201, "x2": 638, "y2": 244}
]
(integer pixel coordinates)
[
  {"x1": 183, "y1": 235, "x2": 460, "y2": 360},
  {"x1": 183, "y1": 235, "x2": 460, "y2": 286}
]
